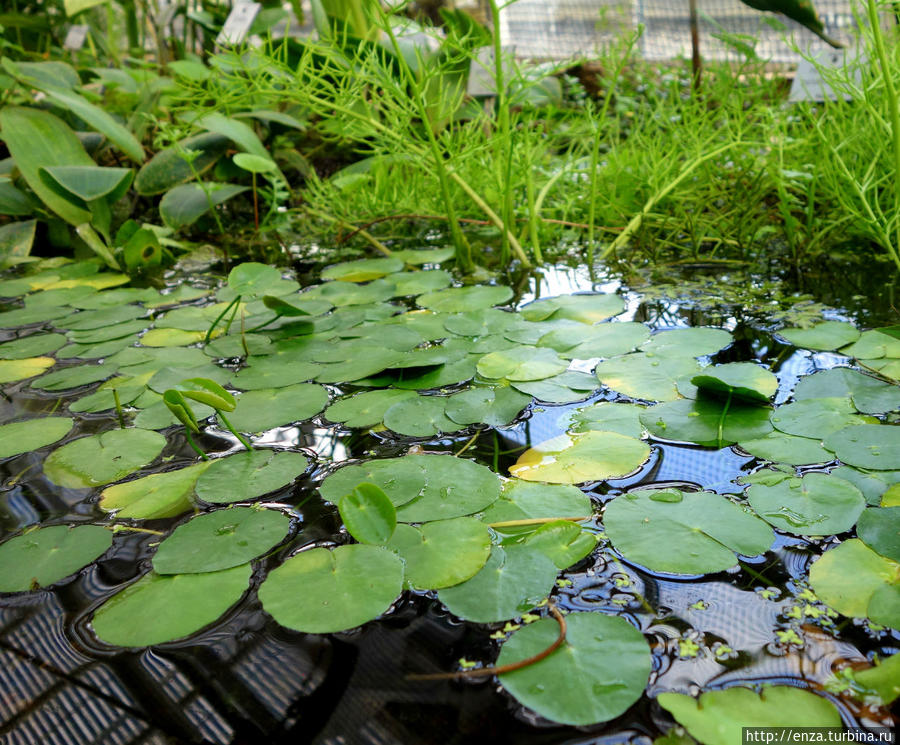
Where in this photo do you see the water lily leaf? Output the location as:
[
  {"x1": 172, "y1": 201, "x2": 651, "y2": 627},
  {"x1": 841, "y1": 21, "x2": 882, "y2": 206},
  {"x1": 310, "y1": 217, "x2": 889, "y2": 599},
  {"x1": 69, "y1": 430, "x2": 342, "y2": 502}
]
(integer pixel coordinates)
[
  {"x1": 843, "y1": 330, "x2": 900, "y2": 360},
  {"x1": 562, "y1": 401, "x2": 644, "y2": 438},
  {"x1": 658, "y1": 686, "x2": 841, "y2": 745},
  {"x1": 140, "y1": 328, "x2": 208, "y2": 347},
  {"x1": 223, "y1": 262, "x2": 282, "y2": 300},
  {"x1": 521, "y1": 293, "x2": 624, "y2": 324},
  {"x1": 824, "y1": 424, "x2": 900, "y2": 470},
  {"x1": 44, "y1": 429, "x2": 166, "y2": 489},
  {"x1": 770, "y1": 397, "x2": 876, "y2": 439},
  {"x1": 604, "y1": 488, "x2": 773, "y2": 574},
  {"x1": 848, "y1": 653, "x2": 900, "y2": 706},
  {"x1": 92, "y1": 564, "x2": 251, "y2": 646},
  {"x1": 691, "y1": 362, "x2": 777, "y2": 403},
  {"x1": 639, "y1": 327, "x2": 732, "y2": 358},
  {"x1": 391, "y1": 355, "x2": 478, "y2": 390},
  {"x1": 0, "y1": 333, "x2": 66, "y2": 360},
  {"x1": 443, "y1": 308, "x2": 518, "y2": 337},
  {"x1": 100, "y1": 462, "x2": 210, "y2": 519},
  {"x1": 303, "y1": 278, "x2": 397, "y2": 307},
  {"x1": 0, "y1": 525, "x2": 112, "y2": 592},
  {"x1": 793, "y1": 368, "x2": 900, "y2": 415},
  {"x1": 321, "y1": 257, "x2": 404, "y2": 282},
  {"x1": 537, "y1": 322, "x2": 649, "y2": 359},
  {"x1": 445, "y1": 386, "x2": 531, "y2": 426},
  {"x1": 339, "y1": 483, "x2": 397, "y2": 544},
  {"x1": 314, "y1": 347, "x2": 407, "y2": 383},
  {"x1": 417, "y1": 285, "x2": 513, "y2": 312},
  {"x1": 325, "y1": 389, "x2": 417, "y2": 428},
  {"x1": 857, "y1": 507, "x2": 900, "y2": 562},
  {"x1": 395, "y1": 455, "x2": 502, "y2": 523},
  {"x1": 640, "y1": 394, "x2": 773, "y2": 448},
  {"x1": 320, "y1": 457, "x2": 426, "y2": 508},
  {"x1": 777, "y1": 321, "x2": 860, "y2": 351},
  {"x1": 160, "y1": 183, "x2": 248, "y2": 230},
  {"x1": 832, "y1": 466, "x2": 900, "y2": 506},
  {"x1": 386, "y1": 517, "x2": 491, "y2": 589},
  {"x1": 738, "y1": 431, "x2": 832, "y2": 466},
  {"x1": 383, "y1": 395, "x2": 457, "y2": 437},
  {"x1": 438, "y1": 545, "x2": 559, "y2": 622},
  {"x1": 481, "y1": 480, "x2": 593, "y2": 527},
  {"x1": 497, "y1": 613, "x2": 650, "y2": 726},
  {"x1": 521, "y1": 520, "x2": 597, "y2": 569},
  {"x1": 389, "y1": 247, "x2": 455, "y2": 265},
  {"x1": 134, "y1": 132, "x2": 229, "y2": 196},
  {"x1": 229, "y1": 356, "x2": 319, "y2": 389},
  {"x1": 0, "y1": 417, "x2": 73, "y2": 458},
  {"x1": 510, "y1": 431, "x2": 650, "y2": 484},
  {"x1": 69, "y1": 319, "x2": 146, "y2": 345},
  {"x1": 31, "y1": 361, "x2": 115, "y2": 390},
  {"x1": 0, "y1": 356, "x2": 55, "y2": 383},
  {"x1": 596, "y1": 353, "x2": 701, "y2": 402},
  {"x1": 477, "y1": 347, "x2": 567, "y2": 381},
  {"x1": 746, "y1": 472, "x2": 865, "y2": 535},
  {"x1": 153, "y1": 507, "x2": 291, "y2": 574},
  {"x1": 385, "y1": 269, "x2": 452, "y2": 297},
  {"x1": 511, "y1": 371, "x2": 598, "y2": 403},
  {"x1": 227, "y1": 384, "x2": 328, "y2": 432},
  {"x1": 0, "y1": 305, "x2": 71, "y2": 326},
  {"x1": 259, "y1": 544, "x2": 403, "y2": 633},
  {"x1": 195, "y1": 450, "x2": 308, "y2": 504},
  {"x1": 809, "y1": 539, "x2": 900, "y2": 628},
  {"x1": 57, "y1": 305, "x2": 145, "y2": 331}
]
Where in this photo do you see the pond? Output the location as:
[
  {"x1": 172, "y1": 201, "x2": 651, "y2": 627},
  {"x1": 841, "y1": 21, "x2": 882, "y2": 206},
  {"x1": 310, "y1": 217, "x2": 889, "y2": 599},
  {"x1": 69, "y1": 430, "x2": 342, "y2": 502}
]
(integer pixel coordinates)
[{"x1": 0, "y1": 254, "x2": 897, "y2": 745}]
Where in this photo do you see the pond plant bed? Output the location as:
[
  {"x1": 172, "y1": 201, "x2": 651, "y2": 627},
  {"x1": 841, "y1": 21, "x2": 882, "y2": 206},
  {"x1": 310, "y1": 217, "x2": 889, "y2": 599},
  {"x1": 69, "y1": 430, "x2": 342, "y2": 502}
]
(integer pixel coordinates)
[{"x1": 0, "y1": 255, "x2": 898, "y2": 744}]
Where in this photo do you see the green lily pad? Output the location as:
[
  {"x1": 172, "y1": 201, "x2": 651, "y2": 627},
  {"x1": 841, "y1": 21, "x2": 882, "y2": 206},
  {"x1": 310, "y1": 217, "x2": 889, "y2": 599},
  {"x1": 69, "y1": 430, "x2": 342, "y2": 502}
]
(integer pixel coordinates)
[
  {"x1": 0, "y1": 525, "x2": 112, "y2": 592},
  {"x1": 738, "y1": 431, "x2": 833, "y2": 466},
  {"x1": 658, "y1": 686, "x2": 841, "y2": 745},
  {"x1": 640, "y1": 394, "x2": 773, "y2": 448},
  {"x1": 770, "y1": 397, "x2": 875, "y2": 439},
  {"x1": 444, "y1": 386, "x2": 531, "y2": 427},
  {"x1": 810, "y1": 538, "x2": 900, "y2": 627},
  {"x1": 832, "y1": 466, "x2": 900, "y2": 506},
  {"x1": 438, "y1": 545, "x2": 559, "y2": 623},
  {"x1": 520, "y1": 520, "x2": 598, "y2": 569},
  {"x1": 320, "y1": 457, "x2": 426, "y2": 508},
  {"x1": 521, "y1": 293, "x2": 624, "y2": 324},
  {"x1": 386, "y1": 517, "x2": 491, "y2": 589},
  {"x1": 497, "y1": 612, "x2": 650, "y2": 726},
  {"x1": 510, "y1": 431, "x2": 650, "y2": 484},
  {"x1": 444, "y1": 308, "x2": 520, "y2": 337},
  {"x1": 691, "y1": 362, "x2": 777, "y2": 403},
  {"x1": 195, "y1": 450, "x2": 308, "y2": 504},
  {"x1": 639, "y1": 327, "x2": 732, "y2": 358},
  {"x1": 99, "y1": 462, "x2": 210, "y2": 519},
  {"x1": 477, "y1": 346, "x2": 568, "y2": 382},
  {"x1": 417, "y1": 285, "x2": 512, "y2": 312},
  {"x1": 31, "y1": 361, "x2": 116, "y2": 390},
  {"x1": 847, "y1": 653, "x2": 900, "y2": 705},
  {"x1": 229, "y1": 356, "x2": 320, "y2": 389},
  {"x1": 389, "y1": 247, "x2": 455, "y2": 265},
  {"x1": 778, "y1": 321, "x2": 860, "y2": 351},
  {"x1": 842, "y1": 329, "x2": 900, "y2": 360},
  {"x1": 857, "y1": 507, "x2": 900, "y2": 562},
  {"x1": 824, "y1": 424, "x2": 900, "y2": 470},
  {"x1": 481, "y1": 480, "x2": 593, "y2": 527},
  {"x1": 302, "y1": 278, "x2": 397, "y2": 307},
  {"x1": 69, "y1": 320, "x2": 146, "y2": 345},
  {"x1": 746, "y1": 472, "x2": 865, "y2": 535},
  {"x1": 321, "y1": 257, "x2": 404, "y2": 282},
  {"x1": 324, "y1": 389, "x2": 417, "y2": 429},
  {"x1": 152, "y1": 507, "x2": 291, "y2": 574},
  {"x1": 0, "y1": 417, "x2": 73, "y2": 458},
  {"x1": 390, "y1": 269, "x2": 453, "y2": 296},
  {"x1": 537, "y1": 322, "x2": 650, "y2": 360},
  {"x1": 792, "y1": 368, "x2": 900, "y2": 415},
  {"x1": 562, "y1": 401, "x2": 644, "y2": 438},
  {"x1": 259, "y1": 544, "x2": 403, "y2": 633},
  {"x1": 227, "y1": 384, "x2": 328, "y2": 432},
  {"x1": 595, "y1": 353, "x2": 701, "y2": 402},
  {"x1": 395, "y1": 455, "x2": 502, "y2": 523},
  {"x1": 314, "y1": 347, "x2": 407, "y2": 383},
  {"x1": 511, "y1": 371, "x2": 598, "y2": 403},
  {"x1": 0, "y1": 356, "x2": 55, "y2": 383},
  {"x1": 0, "y1": 333, "x2": 66, "y2": 359},
  {"x1": 339, "y1": 483, "x2": 397, "y2": 544},
  {"x1": 92, "y1": 564, "x2": 251, "y2": 646},
  {"x1": 44, "y1": 429, "x2": 167, "y2": 489},
  {"x1": 604, "y1": 488, "x2": 773, "y2": 574},
  {"x1": 383, "y1": 395, "x2": 458, "y2": 437}
]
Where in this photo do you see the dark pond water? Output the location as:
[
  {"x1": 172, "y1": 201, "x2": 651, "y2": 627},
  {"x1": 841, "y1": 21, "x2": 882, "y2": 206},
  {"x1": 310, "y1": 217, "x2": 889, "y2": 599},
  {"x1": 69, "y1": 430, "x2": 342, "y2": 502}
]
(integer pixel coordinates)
[{"x1": 0, "y1": 260, "x2": 897, "y2": 745}]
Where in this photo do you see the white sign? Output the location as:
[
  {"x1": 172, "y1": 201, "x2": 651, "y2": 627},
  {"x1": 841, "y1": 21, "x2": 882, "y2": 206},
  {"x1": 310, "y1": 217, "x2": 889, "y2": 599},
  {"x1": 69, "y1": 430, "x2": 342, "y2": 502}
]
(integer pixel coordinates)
[
  {"x1": 467, "y1": 46, "x2": 516, "y2": 97},
  {"x1": 789, "y1": 47, "x2": 865, "y2": 103},
  {"x1": 64, "y1": 25, "x2": 89, "y2": 51},
  {"x1": 216, "y1": 2, "x2": 261, "y2": 46}
]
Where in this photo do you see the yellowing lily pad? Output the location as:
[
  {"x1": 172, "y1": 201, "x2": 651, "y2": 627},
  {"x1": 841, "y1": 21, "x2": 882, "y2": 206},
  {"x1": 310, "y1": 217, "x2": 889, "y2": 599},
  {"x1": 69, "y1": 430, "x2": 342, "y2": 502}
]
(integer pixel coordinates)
[
  {"x1": 44, "y1": 429, "x2": 167, "y2": 489},
  {"x1": 0, "y1": 356, "x2": 55, "y2": 383},
  {"x1": 510, "y1": 431, "x2": 650, "y2": 484}
]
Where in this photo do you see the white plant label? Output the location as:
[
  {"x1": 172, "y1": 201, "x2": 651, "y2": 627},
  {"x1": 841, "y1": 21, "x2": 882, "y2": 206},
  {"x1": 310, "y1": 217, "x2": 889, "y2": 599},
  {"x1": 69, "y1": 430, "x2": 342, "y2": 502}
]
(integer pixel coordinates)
[
  {"x1": 64, "y1": 25, "x2": 89, "y2": 51},
  {"x1": 789, "y1": 47, "x2": 865, "y2": 102},
  {"x1": 216, "y1": 2, "x2": 261, "y2": 46}
]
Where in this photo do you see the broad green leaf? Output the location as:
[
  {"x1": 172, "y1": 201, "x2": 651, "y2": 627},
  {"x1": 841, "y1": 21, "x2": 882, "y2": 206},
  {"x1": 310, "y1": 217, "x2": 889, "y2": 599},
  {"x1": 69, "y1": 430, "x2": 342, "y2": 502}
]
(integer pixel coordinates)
[
  {"x1": 511, "y1": 371, "x2": 598, "y2": 403},
  {"x1": 498, "y1": 613, "x2": 650, "y2": 726},
  {"x1": 444, "y1": 308, "x2": 520, "y2": 337},
  {"x1": 40, "y1": 165, "x2": 133, "y2": 204},
  {"x1": 44, "y1": 429, "x2": 166, "y2": 489},
  {"x1": 324, "y1": 389, "x2": 417, "y2": 428},
  {"x1": 57, "y1": 304, "x2": 145, "y2": 330},
  {"x1": 133, "y1": 132, "x2": 229, "y2": 195},
  {"x1": 444, "y1": 386, "x2": 531, "y2": 426},
  {"x1": 386, "y1": 517, "x2": 491, "y2": 589},
  {"x1": 604, "y1": 488, "x2": 772, "y2": 574},
  {"x1": 259, "y1": 544, "x2": 403, "y2": 633},
  {"x1": 0, "y1": 524, "x2": 111, "y2": 592},
  {"x1": 482, "y1": 480, "x2": 592, "y2": 527},
  {"x1": 195, "y1": 450, "x2": 308, "y2": 503},
  {"x1": 321, "y1": 257, "x2": 404, "y2": 282},
  {"x1": 163, "y1": 390, "x2": 201, "y2": 432},
  {"x1": 658, "y1": 687, "x2": 841, "y2": 745},
  {"x1": 386, "y1": 247, "x2": 454, "y2": 265},
  {"x1": 1, "y1": 59, "x2": 80, "y2": 89},
  {"x1": 417, "y1": 284, "x2": 512, "y2": 312},
  {"x1": 562, "y1": 401, "x2": 644, "y2": 438},
  {"x1": 691, "y1": 362, "x2": 777, "y2": 403},
  {"x1": 596, "y1": 353, "x2": 701, "y2": 402},
  {"x1": 152, "y1": 507, "x2": 291, "y2": 573},
  {"x1": 391, "y1": 269, "x2": 453, "y2": 296},
  {"x1": 639, "y1": 327, "x2": 732, "y2": 358},
  {"x1": 160, "y1": 183, "x2": 249, "y2": 230},
  {"x1": 738, "y1": 431, "x2": 832, "y2": 466},
  {"x1": 793, "y1": 368, "x2": 900, "y2": 415},
  {"x1": 746, "y1": 472, "x2": 865, "y2": 535},
  {"x1": 537, "y1": 321, "x2": 649, "y2": 359},
  {"x1": 832, "y1": 466, "x2": 900, "y2": 506},
  {"x1": 227, "y1": 262, "x2": 285, "y2": 298},
  {"x1": 191, "y1": 112, "x2": 272, "y2": 162},
  {"x1": 857, "y1": 507, "x2": 900, "y2": 562},
  {"x1": 0, "y1": 219, "x2": 36, "y2": 269},
  {"x1": 233, "y1": 153, "x2": 278, "y2": 174},
  {"x1": 848, "y1": 653, "x2": 900, "y2": 705},
  {"x1": 521, "y1": 293, "x2": 624, "y2": 324},
  {"x1": 320, "y1": 458, "x2": 426, "y2": 508},
  {"x1": 510, "y1": 431, "x2": 650, "y2": 484},
  {"x1": 843, "y1": 329, "x2": 900, "y2": 360},
  {"x1": 303, "y1": 277, "x2": 397, "y2": 307},
  {"x1": 92, "y1": 564, "x2": 251, "y2": 646},
  {"x1": 477, "y1": 346, "x2": 568, "y2": 381},
  {"x1": 227, "y1": 384, "x2": 328, "y2": 432},
  {"x1": 640, "y1": 394, "x2": 773, "y2": 448},
  {"x1": 383, "y1": 395, "x2": 458, "y2": 437},
  {"x1": 99, "y1": 462, "x2": 210, "y2": 519},
  {"x1": 770, "y1": 397, "x2": 875, "y2": 439},
  {"x1": 0, "y1": 178, "x2": 35, "y2": 216},
  {"x1": 824, "y1": 424, "x2": 900, "y2": 470},
  {"x1": 0, "y1": 333, "x2": 66, "y2": 359},
  {"x1": 0, "y1": 356, "x2": 54, "y2": 383},
  {"x1": 339, "y1": 483, "x2": 397, "y2": 544},
  {"x1": 30, "y1": 361, "x2": 113, "y2": 390},
  {"x1": 778, "y1": 321, "x2": 860, "y2": 351},
  {"x1": 395, "y1": 455, "x2": 501, "y2": 523},
  {"x1": 0, "y1": 417, "x2": 73, "y2": 458},
  {"x1": 65, "y1": 0, "x2": 108, "y2": 16},
  {"x1": 180, "y1": 377, "x2": 235, "y2": 411},
  {"x1": 521, "y1": 520, "x2": 597, "y2": 569}
]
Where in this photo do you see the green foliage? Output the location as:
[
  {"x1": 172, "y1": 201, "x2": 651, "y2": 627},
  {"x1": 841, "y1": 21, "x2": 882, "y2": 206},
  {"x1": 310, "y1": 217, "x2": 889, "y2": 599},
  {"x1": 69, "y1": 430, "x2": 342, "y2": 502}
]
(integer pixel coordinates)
[{"x1": 0, "y1": 525, "x2": 111, "y2": 592}]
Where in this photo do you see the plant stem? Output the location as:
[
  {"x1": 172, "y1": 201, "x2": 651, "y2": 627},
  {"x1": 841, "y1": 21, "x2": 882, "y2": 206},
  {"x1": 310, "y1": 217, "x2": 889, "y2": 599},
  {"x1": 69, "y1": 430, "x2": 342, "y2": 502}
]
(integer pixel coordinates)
[
  {"x1": 185, "y1": 430, "x2": 209, "y2": 460},
  {"x1": 715, "y1": 389, "x2": 733, "y2": 450},
  {"x1": 217, "y1": 411, "x2": 253, "y2": 450},
  {"x1": 305, "y1": 208, "x2": 393, "y2": 256},
  {"x1": 252, "y1": 172, "x2": 259, "y2": 231},
  {"x1": 113, "y1": 389, "x2": 126, "y2": 429},
  {"x1": 205, "y1": 296, "x2": 241, "y2": 343},
  {"x1": 489, "y1": 516, "x2": 592, "y2": 529}
]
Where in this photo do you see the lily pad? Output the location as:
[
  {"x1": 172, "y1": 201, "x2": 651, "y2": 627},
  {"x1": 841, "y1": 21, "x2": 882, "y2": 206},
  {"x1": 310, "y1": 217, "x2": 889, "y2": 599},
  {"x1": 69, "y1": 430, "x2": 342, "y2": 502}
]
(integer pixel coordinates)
[
  {"x1": 847, "y1": 653, "x2": 900, "y2": 706},
  {"x1": 259, "y1": 544, "x2": 403, "y2": 633},
  {"x1": 658, "y1": 686, "x2": 841, "y2": 745},
  {"x1": 390, "y1": 270, "x2": 453, "y2": 296},
  {"x1": 823, "y1": 424, "x2": 900, "y2": 470},
  {"x1": 792, "y1": 368, "x2": 900, "y2": 415},
  {"x1": 497, "y1": 612, "x2": 650, "y2": 726},
  {"x1": 92, "y1": 564, "x2": 251, "y2": 646},
  {"x1": 444, "y1": 308, "x2": 520, "y2": 337},
  {"x1": 396, "y1": 455, "x2": 502, "y2": 523},
  {"x1": 481, "y1": 480, "x2": 593, "y2": 527},
  {"x1": 809, "y1": 539, "x2": 900, "y2": 628},
  {"x1": 386, "y1": 517, "x2": 491, "y2": 589},
  {"x1": 229, "y1": 356, "x2": 319, "y2": 390},
  {"x1": 746, "y1": 472, "x2": 865, "y2": 535},
  {"x1": 0, "y1": 525, "x2": 112, "y2": 592},
  {"x1": 0, "y1": 356, "x2": 55, "y2": 383},
  {"x1": 444, "y1": 386, "x2": 531, "y2": 427},
  {"x1": 477, "y1": 347, "x2": 568, "y2": 382},
  {"x1": 842, "y1": 329, "x2": 900, "y2": 360},
  {"x1": 99, "y1": 462, "x2": 210, "y2": 519},
  {"x1": 0, "y1": 417, "x2": 73, "y2": 459},
  {"x1": 857, "y1": 507, "x2": 900, "y2": 562},
  {"x1": 510, "y1": 431, "x2": 650, "y2": 484},
  {"x1": 321, "y1": 257, "x2": 404, "y2": 282},
  {"x1": 383, "y1": 395, "x2": 458, "y2": 437},
  {"x1": 691, "y1": 362, "x2": 777, "y2": 403},
  {"x1": 195, "y1": 450, "x2": 308, "y2": 503},
  {"x1": 537, "y1": 322, "x2": 650, "y2": 359},
  {"x1": 832, "y1": 466, "x2": 900, "y2": 506},
  {"x1": 324, "y1": 389, "x2": 417, "y2": 429},
  {"x1": 738, "y1": 431, "x2": 833, "y2": 466},
  {"x1": 770, "y1": 397, "x2": 875, "y2": 439},
  {"x1": 511, "y1": 371, "x2": 598, "y2": 403},
  {"x1": 339, "y1": 483, "x2": 397, "y2": 544},
  {"x1": 640, "y1": 394, "x2": 773, "y2": 448},
  {"x1": 152, "y1": 507, "x2": 291, "y2": 574},
  {"x1": 639, "y1": 327, "x2": 732, "y2": 358},
  {"x1": 777, "y1": 321, "x2": 860, "y2": 351},
  {"x1": 227, "y1": 384, "x2": 328, "y2": 432},
  {"x1": 44, "y1": 429, "x2": 167, "y2": 489},
  {"x1": 0, "y1": 333, "x2": 66, "y2": 359},
  {"x1": 520, "y1": 520, "x2": 597, "y2": 569},
  {"x1": 562, "y1": 401, "x2": 644, "y2": 438},
  {"x1": 320, "y1": 458, "x2": 426, "y2": 508},
  {"x1": 417, "y1": 285, "x2": 512, "y2": 312},
  {"x1": 595, "y1": 353, "x2": 701, "y2": 402},
  {"x1": 31, "y1": 361, "x2": 115, "y2": 390},
  {"x1": 521, "y1": 293, "x2": 624, "y2": 324}
]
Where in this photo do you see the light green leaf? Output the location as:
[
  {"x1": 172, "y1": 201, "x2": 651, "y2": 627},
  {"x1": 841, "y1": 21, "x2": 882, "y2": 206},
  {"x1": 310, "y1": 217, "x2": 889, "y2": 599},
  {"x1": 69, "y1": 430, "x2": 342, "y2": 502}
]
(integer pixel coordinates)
[
  {"x1": 482, "y1": 480, "x2": 592, "y2": 527},
  {"x1": 477, "y1": 346, "x2": 568, "y2": 381},
  {"x1": 0, "y1": 355, "x2": 54, "y2": 383},
  {"x1": 100, "y1": 462, "x2": 211, "y2": 519},
  {"x1": 134, "y1": 132, "x2": 229, "y2": 195},
  {"x1": 640, "y1": 394, "x2": 773, "y2": 448},
  {"x1": 596, "y1": 353, "x2": 701, "y2": 402},
  {"x1": 521, "y1": 520, "x2": 597, "y2": 569},
  {"x1": 510, "y1": 431, "x2": 650, "y2": 484},
  {"x1": 778, "y1": 321, "x2": 860, "y2": 351},
  {"x1": 639, "y1": 327, "x2": 732, "y2": 358},
  {"x1": 395, "y1": 455, "x2": 501, "y2": 523},
  {"x1": 233, "y1": 152, "x2": 277, "y2": 174},
  {"x1": 857, "y1": 507, "x2": 900, "y2": 562},
  {"x1": 195, "y1": 450, "x2": 308, "y2": 504},
  {"x1": 417, "y1": 284, "x2": 512, "y2": 312},
  {"x1": 738, "y1": 431, "x2": 833, "y2": 466},
  {"x1": 444, "y1": 386, "x2": 531, "y2": 427},
  {"x1": 0, "y1": 333, "x2": 66, "y2": 359},
  {"x1": 325, "y1": 389, "x2": 417, "y2": 428},
  {"x1": 160, "y1": 182, "x2": 249, "y2": 230},
  {"x1": 339, "y1": 483, "x2": 397, "y2": 544},
  {"x1": 320, "y1": 457, "x2": 426, "y2": 508},
  {"x1": 383, "y1": 395, "x2": 458, "y2": 437},
  {"x1": 793, "y1": 368, "x2": 900, "y2": 415},
  {"x1": 562, "y1": 401, "x2": 644, "y2": 438},
  {"x1": 321, "y1": 257, "x2": 404, "y2": 282},
  {"x1": 770, "y1": 397, "x2": 875, "y2": 439},
  {"x1": 0, "y1": 417, "x2": 73, "y2": 458},
  {"x1": 691, "y1": 362, "x2": 778, "y2": 403},
  {"x1": 537, "y1": 322, "x2": 649, "y2": 359},
  {"x1": 65, "y1": 0, "x2": 108, "y2": 17},
  {"x1": 44, "y1": 429, "x2": 166, "y2": 489},
  {"x1": 0, "y1": 219, "x2": 36, "y2": 269},
  {"x1": 521, "y1": 293, "x2": 624, "y2": 324},
  {"x1": 227, "y1": 384, "x2": 328, "y2": 432},
  {"x1": 824, "y1": 424, "x2": 900, "y2": 470}
]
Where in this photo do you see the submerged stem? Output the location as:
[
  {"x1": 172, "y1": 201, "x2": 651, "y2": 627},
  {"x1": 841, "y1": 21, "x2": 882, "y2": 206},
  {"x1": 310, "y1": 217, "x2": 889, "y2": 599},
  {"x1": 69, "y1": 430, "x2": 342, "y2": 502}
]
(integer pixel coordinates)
[{"x1": 218, "y1": 411, "x2": 253, "y2": 450}]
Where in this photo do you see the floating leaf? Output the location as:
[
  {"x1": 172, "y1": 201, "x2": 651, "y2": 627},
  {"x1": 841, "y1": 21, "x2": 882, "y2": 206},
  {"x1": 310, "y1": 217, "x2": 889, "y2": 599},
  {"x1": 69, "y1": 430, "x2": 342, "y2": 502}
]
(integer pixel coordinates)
[
  {"x1": 521, "y1": 293, "x2": 624, "y2": 324},
  {"x1": 832, "y1": 466, "x2": 900, "y2": 506},
  {"x1": 321, "y1": 257, "x2": 404, "y2": 282},
  {"x1": 824, "y1": 424, "x2": 900, "y2": 470},
  {"x1": 259, "y1": 545, "x2": 403, "y2": 633},
  {"x1": 383, "y1": 395, "x2": 457, "y2": 437},
  {"x1": 770, "y1": 397, "x2": 875, "y2": 439},
  {"x1": 389, "y1": 247, "x2": 455, "y2": 265},
  {"x1": 386, "y1": 517, "x2": 491, "y2": 589},
  {"x1": 738, "y1": 431, "x2": 832, "y2": 466},
  {"x1": 510, "y1": 431, "x2": 650, "y2": 484},
  {"x1": 227, "y1": 384, "x2": 328, "y2": 432},
  {"x1": 596, "y1": 353, "x2": 701, "y2": 402},
  {"x1": 848, "y1": 653, "x2": 900, "y2": 706},
  {"x1": 857, "y1": 507, "x2": 900, "y2": 562},
  {"x1": 640, "y1": 394, "x2": 773, "y2": 448},
  {"x1": 639, "y1": 327, "x2": 732, "y2": 358},
  {"x1": 477, "y1": 346, "x2": 568, "y2": 381},
  {"x1": 226, "y1": 262, "x2": 283, "y2": 298},
  {"x1": 511, "y1": 371, "x2": 598, "y2": 403},
  {"x1": 481, "y1": 480, "x2": 592, "y2": 527},
  {"x1": 320, "y1": 457, "x2": 426, "y2": 508},
  {"x1": 521, "y1": 520, "x2": 597, "y2": 569},
  {"x1": 0, "y1": 333, "x2": 66, "y2": 360},
  {"x1": 92, "y1": 564, "x2": 251, "y2": 646},
  {"x1": 793, "y1": 368, "x2": 900, "y2": 415},
  {"x1": 444, "y1": 386, "x2": 531, "y2": 427},
  {"x1": 99, "y1": 462, "x2": 210, "y2": 519},
  {"x1": 746, "y1": 472, "x2": 865, "y2": 535},
  {"x1": 230, "y1": 356, "x2": 319, "y2": 389},
  {"x1": 0, "y1": 525, "x2": 112, "y2": 592},
  {"x1": 44, "y1": 429, "x2": 166, "y2": 489},
  {"x1": 324, "y1": 389, "x2": 417, "y2": 428},
  {"x1": 498, "y1": 613, "x2": 650, "y2": 726},
  {"x1": 562, "y1": 401, "x2": 644, "y2": 438},
  {"x1": 339, "y1": 483, "x2": 397, "y2": 544},
  {"x1": 0, "y1": 356, "x2": 55, "y2": 383},
  {"x1": 395, "y1": 455, "x2": 502, "y2": 522},
  {"x1": 0, "y1": 417, "x2": 73, "y2": 458},
  {"x1": 777, "y1": 321, "x2": 860, "y2": 351},
  {"x1": 195, "y1": 450, "x2": 307, "y2": 504},
  {"x1": 389, "y1": 269, "x2": 453, "y2": 296},
  {"x1": 417, "y1": 285, "x2": 513, "y2": 312},
  {"x1": 604, "y1": 489, "x2": 773, "y2": 574},
  {"x1": 444, "y1": 308, "x2": 519, "y2": 337},
  {"x1": 152, "y1": 507, "x2": 291, "y2": 574},
  {"x1": 691, "y1": 362, "x2": 777, "y2": 403},
  {"x1": 809, "y1": 539, "x2": 900, "y2": 628},
  {"x1": 537, "y1": 322, "x2": 650, "y2": 359}
]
